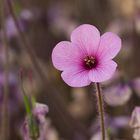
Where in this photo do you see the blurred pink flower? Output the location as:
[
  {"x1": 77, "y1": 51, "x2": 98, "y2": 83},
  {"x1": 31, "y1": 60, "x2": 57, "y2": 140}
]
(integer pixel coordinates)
[
  {"x1": 104, "y1": 84, "x2": 132, "y2": 106},
  {"x1": 22, "y1": 103, "x2": 49, "y2": 140},
  {"x1": 130, "y1": 107, "x2": 140, "y2": 140},
  {"x1": 52, "y1": 24, "x2": 122, "y2": 87},
  {"x1": 130, "y1": 107, "x2": 140, "y2": 128}
]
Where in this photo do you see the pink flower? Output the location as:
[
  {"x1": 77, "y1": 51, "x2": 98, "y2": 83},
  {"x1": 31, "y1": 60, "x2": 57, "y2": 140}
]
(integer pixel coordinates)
[{"x1": 52, "y1": 24, "x2": 122, "y2": 87}]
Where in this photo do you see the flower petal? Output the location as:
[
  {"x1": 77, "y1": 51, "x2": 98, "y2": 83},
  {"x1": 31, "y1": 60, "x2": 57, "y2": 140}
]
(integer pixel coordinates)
[
  {"x1": 71, "y1": 24, "x2": 100, "y2": 55},
  {"x1": 61, "y1": 66, "x2": 91, "y2": 87},
  {"x1": 97, "y1": 32, "x2": 121, "y2": 60},
  {"x1": 89, "y1": 60, "x2": 117, "y2": 82},
  {"x1": 52, "y1": 41, "x2": 83, "y2": 71}
]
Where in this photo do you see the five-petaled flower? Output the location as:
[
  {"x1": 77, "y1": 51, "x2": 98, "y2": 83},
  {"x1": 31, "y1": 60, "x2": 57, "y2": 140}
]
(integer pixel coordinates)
[{"x1": 52, "y1": 24, "x2": 122, "y2": 87}]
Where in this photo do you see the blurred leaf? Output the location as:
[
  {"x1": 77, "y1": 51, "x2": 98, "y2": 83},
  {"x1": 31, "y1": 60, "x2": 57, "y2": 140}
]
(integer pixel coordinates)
[
  {"x1": 23, "y1": 95, "x2": 39, "y2": 139},
  {"x1": 23, "y1": 94, "x2": 32, "y2": 117},
  {"x1": 31, "y1": 96, "x2": 36, "y2": 108}
]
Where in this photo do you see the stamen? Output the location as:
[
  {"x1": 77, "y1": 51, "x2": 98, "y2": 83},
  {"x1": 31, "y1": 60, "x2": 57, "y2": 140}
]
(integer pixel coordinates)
[{"x1": 84, "y1": 56, "x2": 97, "y2": 69}]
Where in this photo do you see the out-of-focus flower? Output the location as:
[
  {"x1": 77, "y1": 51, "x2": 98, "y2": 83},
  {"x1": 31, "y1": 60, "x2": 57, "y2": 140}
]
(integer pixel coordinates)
[
  {"x1": 103, "y1": 76, "x2": 140, "y2": 106},
  {"x1": 22, "y1": 103, "x2": 49, "y2": 140},
  {"x1": 22, "y1": 103, "x2": 59, "y2": 140},
  {"x1": 33, "y1": 103, "x2": 49, "y2": 119},
  {"x1": 104, "y1": 84, "x2": 132, "y2": 106},
  {"x1": 4, "y1": 17, "x2": 24, "y2": 38},
  {"x1": 130, "y1": 107, "x2": 140, "y2": 140},
  {"x1": 33, "y1": 103, "x2": 49, "y2": 140},
  {"x1": 52, "y1": 24, "x2": 122, "y2": 87},
  {"x1": 130, "y1": 107, "x2": 140, "y2": 128}
]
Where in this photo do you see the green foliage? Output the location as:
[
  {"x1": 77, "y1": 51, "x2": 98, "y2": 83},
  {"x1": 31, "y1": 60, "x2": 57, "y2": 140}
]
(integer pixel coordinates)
[{"x1": 23, "y1": 95, "x2": 39, "y2": 140}]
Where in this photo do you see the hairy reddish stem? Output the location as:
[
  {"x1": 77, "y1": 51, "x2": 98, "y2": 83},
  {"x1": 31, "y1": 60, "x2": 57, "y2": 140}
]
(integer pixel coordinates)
[{"x1": 95, "y1": 83, "x2": 105, "y2": 140}]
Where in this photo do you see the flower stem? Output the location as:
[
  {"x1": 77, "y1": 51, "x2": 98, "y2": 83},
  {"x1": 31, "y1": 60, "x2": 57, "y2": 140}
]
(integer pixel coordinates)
[{"x1": 95, "y1": 83, "x2": 105, "y2": 140}]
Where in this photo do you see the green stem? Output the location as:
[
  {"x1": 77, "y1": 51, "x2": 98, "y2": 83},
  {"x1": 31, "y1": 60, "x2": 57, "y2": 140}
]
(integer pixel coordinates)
[
  {"x1": 95, "y1": 83, "x2": 105, "y2": 140},
  {"x1": 19, "y1": 75, "x2": 38, "y2": 140}
]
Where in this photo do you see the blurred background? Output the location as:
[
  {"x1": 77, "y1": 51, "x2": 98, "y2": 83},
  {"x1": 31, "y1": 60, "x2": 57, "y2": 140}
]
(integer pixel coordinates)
[{"x1": 0, "y1": 0, "x2": 140, "y2": 140}]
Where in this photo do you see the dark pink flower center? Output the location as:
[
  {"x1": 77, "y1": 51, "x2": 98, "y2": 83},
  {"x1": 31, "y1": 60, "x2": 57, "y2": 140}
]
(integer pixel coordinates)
[{"x1": 84, "y1": 56, "x2": 97, "y2": 70}]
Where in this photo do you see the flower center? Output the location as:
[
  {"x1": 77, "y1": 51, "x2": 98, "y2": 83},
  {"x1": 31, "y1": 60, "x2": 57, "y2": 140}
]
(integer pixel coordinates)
[{"x1": 84, "y1": 56, "x2": 97, "y2": 69}]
